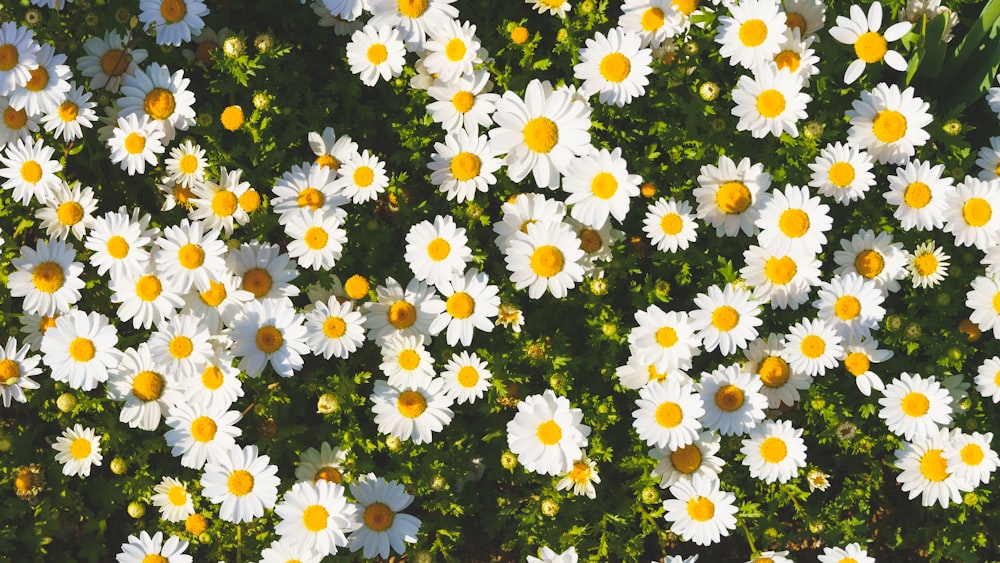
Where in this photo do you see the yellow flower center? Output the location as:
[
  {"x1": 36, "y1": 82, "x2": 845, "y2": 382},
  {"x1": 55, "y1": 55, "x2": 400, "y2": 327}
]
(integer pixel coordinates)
[
  {"x1": 599, "y1": 52, "x2": 631, "y2": 82},
  {"x1": 778, "y1": 208, "x2": 810, "y2": 238},
  {"x1": 828, "y1": 162, "x2": 856, "y2": 188},
  {"x1": 201, "y1": 366, "x2": 224, "y2": 390},
  {"x1": 901, "y1": 391, "x2": 929, "y2": 417},
  {"x1": 32, "y1": 261, "x2": 65, "y2": 293},
  {"x1": 872, "y1": 110, "x2": 907, "y2": 143},
  {"x1": 304, "y1": 226, "x2": 329, "y2": 250},
  {"x1": 993, "y1": 292, "x2": 1000, "y2": 315},
  {"x1": 522, "y1": 117, "x2": 558, "y2": 154},
  {"x1": 919, "y1": 449, "x2": 948, "y2": 482},
  {"x1": 536, "y1": 419, "x2": 563, "y2": 445},
  {"x1": 69, "y1": 337, "x2": 95, "y2": 362},
  {"x1": 70, "y1": 437, "x2": 92, "y2": 460},
  {"x1": 124, "y1": 132, "x2": 146, "y2": 155},
  {"x1": 144, "y1": 88, "x2": 176, "y2": 121},
  {"x1": 199, "y1": 280, "x2": 227, "y2": 307},
  {"x1": 185, "y1": 514, "x2": 209, "y2": 535},
  {"x1": 363, "y1": 502, "x2": 395, "y2": 532},
  {"x1": 760, "y1": 436, "x2": 788, "y2": 463},
  {"x1": 844, "y1": 352, "x2": 870, "y2": 376},
  {"x1": 58, "y1": 101, "x2": 79, "y2": 122},
  {"x1": 671, "y1": 443, "x2": 702, "y2": 473},
  {"x1": 445, "y1": 38, "x2": 466, "y2": 61},
  {"x1": 323, "y1": 316, "x2": 347, "y2": 338},
  {"x1": 316, "y1": 154, "x2": 339, "y2": 170},
  {"x1": 711, "y1": 305, "x2": 739, "y2": 331},
  {"x1": 656, "y1": 326, "x2": 678, "y2": 347},
  {"x1": 672, "y1": 0, "x2": 698, "y2": 15},
  {"x1": 961, "y1": 443, "x2": 984, "y2": 466},
  {"x1": 99, "y1": 48, "x2": 130, "y2": 76},
  {"x1": 758, "y1": 356, "x2": 790, "y2": 387},
  {"x1": 4, "y1": 106, "x2": 26, "y2": 128},
  {"x1": 315, "y1": 466, "x2": 343, "y2": 483},
  {"x1": 303, "y1": 504, "x2": 329, "y2": 532},
  {"x1": 764, "y1": 256, "x2": 797, "y2": 284},
  {"x1": 568, "y1": 461, "x2": 592, "y2": 484},
  {"x1": 647, "y1": 364, "x2": 668, "y2": 382},
  {"x1": 756, "y1": 89, "x2": 786, "y2": 118},
  {"x1": 0, "y1": 44, "x2": 18, "y2": 71},
  {"x1": 397, "y1": 0, "x2": 428, "y2": 17},
  {"x1": 160, "y1": 0, "x2": 188, "y2": 23},
  {"x1": 854, "y1": 31, "x2": 888, "y2": 64},
  {"x1": 367, "y1": 44, "x2": 388, "y2": 65},
  {"x1": 397, "y1": 390, "x2": 427, "y2": 418},
  {"x1": 450, "y1": 152, "x2": 481, "y2": 181},
  {"x1": 177, "y1": 154, "x2": 199, "y2": 175},
  {"x1": 345, "y1": 275, "x2": 370, "y2": 299},
  {"x1": 715, "y1": 384, "x2": 744, "y2": 412},
  {"x1": 211, "y1": 190, "x2": 238, "y2": 217},
  {"x1": 220, "y1": 106, "x2": 244, "y2": 131},
  {"x1": 451, "y1": 90, "x2": 475, "y2": 113},
  {"x1": 655, "y1": 401, "x2": 683, "y2": 428},
  {"x1": 25, "y1": 66, "x2": 49, "y2": 91},
  {"x1": 962, "y1": 197, "x2": 993, "y2": 227},
  {"x1": 642, "y1": 7, "x2": 666, "y2": 31},
  {"x1": 353, "y1": 166, "x2": 375, "y2": 188},
  {"x1": 132, "y1": 370, "x2": 165, "y2": 401},
  {"x1": 239, "y1": 189, "x2": 261, "y2": 212},
  {"x1": 800, "y1": 334, "x2": 825, "y2": 358},
  {"x1": 135, "y1": 275, "x2": 162, "y2": 302},
  {"x1": 785, "y1": 13, "x2": 806, "y2": 33},
  {"x1": 242, "y1": 268, "x2": 273, "y2": 298},
  {"x1": 739, "y1": 19, "x2": 768, "y2": 47},
  {"x1": 169, "y1": 336, "x2": 193, "y2": 359},
  {"x1": 173, "y1": 184, "x2": 194, "y2": 206},
  {"x1": 190, "y1": 416, "x2": 217, "y2": 442},
  {"x1": 167, "y1": 485, "x2": 187, "y2": 506},
  {"x1": 591, "y1": 172, "x2": 618, "y2": 199},
  {"x1": 774, "y1": 49, "x2": 801, "y2": 72},
  {"x1": 388, "y1": 301, "x2": 416, "y2": 329},
  {"x1": 457, "y1": 366, "x2": 479, "y2": 387},
  {"x1": 834, "y1": 295, "x2": 861, "y2": 320},
  {"x1": 227, "y1": 469, "x2": 254, "y2": 496},
  {"x1": 660, "y1": 213, "x2": 683, "y2": 235},
  {"x1": 716, "y1": 181, "x2": 751, "y2": 214},
  {"x1": 56, "y1": 201, "x2": 84, "y2": 226},
  {"x1": 0, "y1": 360, "x2": 20, "y2": 385},
  {"x1": 529, "y1": 245, "x2": 564, "y2": 278},
  {"x1": 255, "y1": 326, "x2": 283, "y2": 353},
  {"x1": 686, "y1": 496, "x2": 715, "y2": 521},
  {"x1": 510, "y1": 26, "x2": 529, "y2": 45},
  {"x1": 854, "y1": 249, "x2": 884, "y2": 278},
  {"x1": 427, "y1": 237, "x2": 451, "y2": 261},
  {"x1": 106, "y1": 236, "x2": 130, "y2": 259},
  {"x1": 20, "y1": 161, "x2": 42, "y2": 183},
  {"x1": 578, "y1": 229, "x2": 603, "y2": 253},
  {"x1": 398, "y1": 349, "x2": 421, "y2": 371},
  {"x1": 903, "y1": 182, "x2": 931, "y2": 208},
  {"x1": 446, "y1": 292, "x2": 475, "y2": 319}
]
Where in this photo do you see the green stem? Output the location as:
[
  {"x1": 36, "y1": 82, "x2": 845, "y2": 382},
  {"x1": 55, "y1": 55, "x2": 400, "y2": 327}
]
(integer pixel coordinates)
[
  {"x1": 236, "y1": 524, "x2": 242, "y2": 563},
  {"x1": 739, "y1": 517, "x2": 757, "y2": 556}
]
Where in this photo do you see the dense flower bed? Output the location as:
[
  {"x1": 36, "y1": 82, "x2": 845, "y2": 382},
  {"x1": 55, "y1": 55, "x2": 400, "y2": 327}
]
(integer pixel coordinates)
[{"x1": 1, "y1": 0, "x2": 1000, "y2": 561}]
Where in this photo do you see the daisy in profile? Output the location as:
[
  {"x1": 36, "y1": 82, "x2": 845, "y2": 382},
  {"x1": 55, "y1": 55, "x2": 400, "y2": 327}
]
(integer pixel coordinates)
[
  {"x1": 229, "y1": 298, "x2": 309, "y2": 378},
  {"x1": 765, "y1": 29, "x2": 820, "y2": 86},
  {"x1": 908, "y1": 241, "x2": 949, "y2": 288},
  {"x1": 425, "y1": 69, "x2": 500, "y2": 136},
  {"x1": 305, "y1": 296, "x2": 365, "y2": 360},
  {"x1": 975, "y1": 356, "x2": 1000, "y2": 403},
  {"x1": 812, "y1": 273, "x2": 885, "y2": 341},
  {"x1": 35, "y1": 181, "x2": 98, "y2": 241},
  {"x1": 506, "y1": 389, "x2": 591, "y2": 476},
  {"x1": 52, "y1": 423, "x2": 102, "y2": 477},
  {"x1": 781, "y1": 317, "x2": 844, "y2": 377},
  {"x1": 180, "y1": 349, "x2": 244, "y2": 411},
  {"x1": 8, "y1": 238, "x2": 84, "y2": 317},
  {"x1": 808, "y1": 142, "x2": 876, "y2": 204},
  {"x1": 965, "y1": 274, "x2": 1000, "y2": 338},
  {"x1": 19, "y1": 311, "x2": 61, "y2": 352},
  {"x1": 378, "y1": 334, "x2": 435, "y2": 389},
  {"x1": 428, "y1": 129, "x2": 501, "y2": 203},
  {"x1": 693, "y1": 155, "x2": 771, "y2": 237},
  {"x1": 346, "y1": 24, "x2": 406, "y2": 87},
  {"x1": 0, "y1": 136, "x2": 62, "y2": 205},
  {"x1": 259, "y1": 540, "x2": 323, "y2": 563},
  {"x1": 879, "y1": 372, "x2": 953, "y2": 442},
  {"x1": 743, "y1": 334, "x2": 812, "y2": 408},
  {"x1": 0, "y1": 336, "x2": 41, "y2": 407},
  {"x1": 422, "y1": 19, "x2": 481, "y2": 83},
  {"x1": 370, "y1": 378, "x2": 454, "y2": 445},
  {"x1": 108, "y1": 113, "x2": 165, "y2": 175},
  {"x1": 296, "y1": 442, "x2": 350, "y2": 484},
  {"x1": 527, "y1": 0, "x2": 572, "y2": 18},
  {"x1": 882, "y1": 160, "x2": 955, "y2": 231},
  {"x1": 731, "y1": 64, "x2": 811, "y2": 139},
  {"x1": 363, "y1": 276, "x2": 438, "y2": 343},
  {"x1": 618, "y1": 0, "x2": 685, "y2": 49},
  {"x1": 504, "y1": 220, "x2": 586, "y2": 299},
  {"x1": 8, "y1": 42, "x2": 70, "y2": 116},
  {"x1": 818, "y1": 543, "x2": 876, "y2": 563},
  {"x1": 115, "y1": 531, "x2": 192, "y2": 563},
  {"x1": 285, "y1": 210, "x2": 348, "y2": 271},
  {"x1": 650, "y1": 430, "x2": 725, "y2": 488},
  {"x1": 644, "y1": 198, "x2": 698, "y2": 253},
  {"x1": 845, "y1": 83, "x2": 932, "y2": 165},
  {"x1": 368, "y1": 0, "x2": 458, "y2": 49},
  {"x1": 488, "y1": 78, "x2": 592, "y2": 189},
  {"x1": 616, "y1": 349, "x2": 692, "y2": 390},
  {"x1": 332, "y1": 149, "x2": 389, "y2": 204},
  {"x1": 138, "y1": 0, "x2": 209, "y2": 46},
  {"x1": 201, "y1": 444, "x2": 280, "y2": 523},
  {"x1": 111, "y1": 267, "x2": 183, "y2": 330},
  {"x1": 943, "y1": 177, "x2": 1000, "y2": 250},
  {"x1": 714, "y1": 0, "x2": 787, "y2": 70},
  {"x1": 944, "y1": 429, "x2": 999, "y2": 488},
  {"x1": 574, "y1": 28, "x2": 653, "y2": 107},
  {"x1": 493, "y1": 192, "x2": 566, "y2": 251},
  {"x1": 426, "y1": 268, "x2": 500, "y2": 347},
  {"x1": 690, "y1": 284, "x2": 762, "y2": 356},
  {"x1": 347, "y1": 474, "x2": 421, "y2": 559},
  {"x1": 150, "y1": 477, "x2": 196, "y2": 523},
  {"x1": 271, "y1": 162, "x2": 344, "y2": 226},
  {"x1": 741, "y1": 244, "x2": 821, "y2": 310},
  {"x1": 832, "y1": 229, "x2": 909, "y2": 294},
  {"x1": 662, "y1": 474, "x2": 738, "y2": 546},
  {"x1": 975, "y1": 136, "x2": 1000, "y2": 181},
  {"x1": 829, "y1": 2, "x2": 911, "y2": 84},
  {"x1": 308, "y1": 126, "x2": 359, "y2": 172},
  {"x1": 164, "y1": 401, "x2": 242, "y2": 469},
  {"x1": 76, "y1": 30, "x2": 147, "y2": 92},
  {"x1": 842, "y1": 337, "x2": 892, "y2": 396},
  {"x1": 107, "y1": 344, "x2": 183, "y2": 431},
  {"x1": 439, "y1": 350, "x2": 492, "y2": 404},
  {"x1": 0, "y1": 23, "x2": 40, "y2": 97},
  {"x1": 894, "y1": 429, "x2": 965, "y2": 508},
  {"x1": 755, "y1": 183, "x2": 832, "y2": 256},
  {"x1": 563, "y1": 146, "x2": 642, "y2": 227},
  {"x1": 227, "y1": 241, "x2": 301, "y2": 304},
  {"x1": 628, "y1": 305, "x2": 700, "y2": 369},
  {"x1": 632, "y1": 379, "x2": 705, "y2": 450},
  {"x1": 147, "y1": 313, "x2": 213, "y2": 380},
  {"x1": 404, "y1": 215, "x2": 472, "y2": 289},
  {"x1": 41, "y1": 310, "x2": 121, "y2": 392},
  {"x1": 740, "y1": 419, "x2": 807, "y2": 483},
  {"x1": 556, "y1": 453, "x2": 602, "y2": 499},
  {"x1": 275, "y1": 480, "x2": 356, "y2": 556},
  {"x1": 698, "y1": 363, "x2": 767, "y2": 436}
]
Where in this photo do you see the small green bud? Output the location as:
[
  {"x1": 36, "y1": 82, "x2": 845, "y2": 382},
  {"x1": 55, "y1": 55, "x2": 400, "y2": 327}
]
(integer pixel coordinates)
[
  {"x1": 884, "y1": 315, "x2": 903, "y2": 332},
  {"x1": 431, "y1": 475, "x2": 447, "y2": 491},
  {"x1": 640, "y1": 485, "x2": 660, "y2": 504},
  {"x1": 682, "y1": 41, "x2": 699, "y2": 56},
  {"x1": 803, "y1": 120, "x2": 824, "y2": 139},
  {"x1": 252, "y1": 92, "x2": 271, "y2": 110},
  {"x1": 942, "y1": 119, "x2": 963, "y2": 136},
  {"x1": 698, "y1": 81, "x2": 720, "y2": 102},
  {"x1": 501, "y1": 451, "x2": 518, "y2": 470},
  {"x1": 223, "y1": 36, "x2": 245, "y2": 58},
  {"x1": 56, "y1": 393, "x2": 77, "y2": 412},
  {"x1": 110, "y1": 458, "x2": 127, "y2": 475},
  {"x1": 316, "y1": 393, "x2": 339, "y2": 414},
  {"x1": 0, "y1": 436, "x2": 11, "y2": 452},
  {"x1": 590, "y1": 278, "x2": 608, "y2": 296},
  {"x1": 904, "y1": 323, "x2": 922, "y2": 340},
  {"x1": 540, "y1": 498, "x2": 560, "y2": 517},
  {"x1": 254, "y1": 33, "x2": 274, "y2": 53},
  {"x1": 385, "y1": 436, "x2": 402, "y2": 451},
  {"x1": 710, "y1": 118, "x2": 726, "y2": 132},
  {"x1": 601, "y1": 322, "x2": 617, "y2": 337},
  {"x1": 127, "y1": 501, "x2": 146, "y2": 518}
]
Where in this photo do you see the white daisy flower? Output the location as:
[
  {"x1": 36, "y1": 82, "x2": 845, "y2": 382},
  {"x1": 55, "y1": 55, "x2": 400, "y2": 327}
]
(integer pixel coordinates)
[
  {"x1": 841, "y1": 337, "x2": 892, "y2": 396},
  {"x1": 180, "y1": 271, "x2": 253, "y2": 333},
  {"x1": 107, "y1": 113, "x2": 165, "y2": 176},
  {"x1": 714, "y1": 0, "x2": 787, "y2": 70},
  {"x1": 818, "y1": 543, "x2": 876, "y2": 563},
  {"x1": 884, "y1": 158, "x2": 954, "y2": 231},
  {"x1": 943, "y1": 177, "x2": 1000, "y2": 250},
  {"x1": 975, "y1": 356, "x2": 1000, "y2": 403},
  {"x1": 426, "y1": 268, "x2": 500, "y2": 347},
  {"x1": 492, "y1": 192, "x2": 566, "y2": 252},
  {"x1": 698, "y1": 363, "x2": 768, "y2": 436},
  {"x1": 740, "y1": 419, "x2": 807, "y2": 483},
  {"x1": 179, "y1": 347, "x2": 244, "y2": 412},
  {"x1": 18, "y1": 311, "x2": 62, "y2": 352},
  {"x1": 988, "y1": 75, "x2": 1000, "y2": 117},
  {"x1": 0, "y1": 136, "x2": 62, "y2": 205},
  {"x1": 812, "y1": 272, "x2": 885, "y2": 341},
  {"x1": 285, "y1": 209, "x2": 348, "y2": 271},
  {"x1": 421, "y1": 19, "x2": 481, "y2": 83},
  {"x1": 690, "y1": 284, "x2": 763, "y2": 356},
  {"x1": 295, "y1": 442, "x2": 350, "y2": 484},
  {"x1": 780, "y1": 317, "x2": 844, "y2": 377},
  {"x1": 305, "y1": 297, "x2": 365, "y2": 360},
  {"x1": 346, "y1": 24, "x2": 406, "y2": 87},
  {"x1": 76, "y1": 29, "x2": 147, "y2": 92},
  {"x1": 975, "y1": 136, "x2": 1000, "y2": 181},
  {"x1": 164, "y1": 138, "x2": 207, "y2": 189},
  {"x1": 731, "y1": 64, "x2": 811, "y2": 139},
  {"x1": 151, "y1": 477, "x2": 196, "y2": 523},
  {"x1": 965, "y1": 274, "x2": 1000, "y2": 338},
  {"x1": 570, "y1": 217, "x2": 622, "y2": 278},
  {"x1": 8, "y1": 42, "x2": 70, "y2": 116},
  {"x1": 378, "y1": 333, "x2": 435, "y2": 389},
  {"x1": 229, "y1": 298, "x2": 310, "y2": 378},
  {"x1": 764, "y1": 28, "x2": 820, "y2": 86},
  {"x1": 741, "y1": 244, "x2": 821, "y2": 310},
  {"x1": 138, "y1": 0, "x2": 209, "y2": 47},
  {"x1": 563, "y1": 146, "x2": 642, "y2": 227},
  {"x1": 115, "y1": 530, "x2": 192, "y2": 563},
  {"x1": 404, "y1": 214, "x2": 472, "y2": 289},
  {"x1": 308, "y1": 126, "x2": 359, "y2": 172},
  {"x1": 347, "y1": 474, "x2": 422, "y2": 559},
  {"x1": 164, "y1": 401, "x2": 242, "y2": 470},
  {"x1": 755, "y1": 183, "x2": 832, "y2": 256},
  {"x1": 632, "y1": 379, "x2": 705, "y2": 450},
  {"x1": 368, "y1": 0, "x2": 458, "y2": 49},
  {"x1": 201, "y1": 444, "x2": 280, "y2": 523},
  {"x1": 425, "y1": 69, "x2": 500, "y2": 136},
  {"x1": 439, "y1": 350, "x2": 492, "y2": 404},
  {"x1": 894, "y1": 429, "x2": 965, "y2": 508},
  {"x1": 8, "y1": 238, "x2": 84, "y2": 317},
  {"x1": 743, "y1": 333, "x2": 812, "y2": 408},
  {"x1": 0, "y1": 95, "x2": 40, "y2": 147},
  {"x1": 879, "y1": 372, "x2": 953, "y2": 442},
  {"x1": 908, "y1": 240, "x2": 949, "y2": 288},
  {"x1": 808, "y1": 142, "x2": 876, "y2": 204},
  {"x1": 190, "y1": 167, "x2": 253, "y2": 236},
  {"x1": 845, "y1": 83, "x2": 932, "y2": 165},
  {"x1": 0, "y1": 22, "x2": 40, "y2": 97},
  {"x1": 488, "y1": 78, "x2": 591, "y2": 190},
  {"x1": 118, "y1": 62, "x2": 196, "y2": 142},
  {"x1": 0, "y1": 336, "x2": 41, "y2": 407},
  {"x1": 107, "y1": 344, "x2": 183, "y2": 431},
  {"x1": 832, "y1": 229, "x2": 909, "y2": 294},
  {"x1": 504, "y1": 220, "x2": 586, "y2": 299},
  {"x1": 147, "y1": 313, "x2": 213, "y2": 380},
  {"x1": 650, "y1": 430, "x2": 725, "y2": 488},
  {"x1": 618, "y1": 0, "x2": 686, "y2": 49},
  {"x1": 226, "y1": 240, "x2": 301, "y2": 304},
  {"x1": 35, "y1": 181, "x2": 98, "y2": 242},
  {"x1": 274, "y1": 480, "x2": 357, "y2": 556},
  {"x1": 643, "y1": 198, "x2": 698, "y2": 253},
  {"x1": 662, "y1": 474, "x2": 738, "y2": 546},
  {"x1": 41, "y1": 310, "x2": 121, "y2": 392},
  {"x1": 428, "y1": 129, "x2": 501, "y2": 203},
  {"x1": 574, "y1": 28, "x2": 653, "y2": 107},
  {"x1": 332, "y1": 149, "x2": 389, "y2": 204},
  {"x1": 526, "y1": 0, "x2": 572, "y2": 18},
  {"x1": 628, "y1": 305, "x2": 700, "y2": 370},
  {"x1": 154, "y1": 218, "x2": 228, "y2": 293},
  {"x1": 506, "y1": 389, "x2": 591, "y2": 476},
  {"x1": 829, "y1": 1, "x2": 912, "y2": 84},
  {"x1": 111, "y1": 268, "x2": 183, "y2": 330},
  {"x1": 370, "y1": 378, "x2": 454, "y2": 445},
  {"x1": 616, "y1": 347, "x2": 692, "y2": 390},
  {"x1": 52, "y1": 423, "x2": 102, "y2": 478},
  {"x1": 693, "y1": 155, "x2": 771, "y2": 237},
  {"x1": 363, "y1": 276, "x2": 438, "y2": 343},
  {"x1": 557, "y1": 454, "x2": 602, "y2": 500},
  {"x1": 272, "y1": 162, "x2": 346, "y2": 226},
  {"x1": 944, "y1": 429, "x2": 999, "y2": 487}
]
